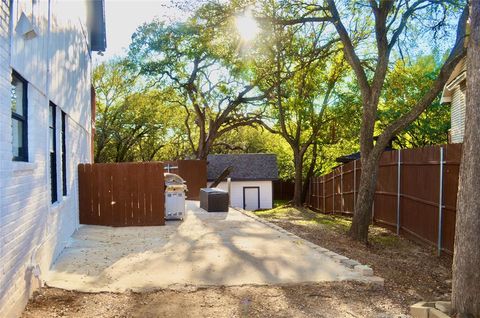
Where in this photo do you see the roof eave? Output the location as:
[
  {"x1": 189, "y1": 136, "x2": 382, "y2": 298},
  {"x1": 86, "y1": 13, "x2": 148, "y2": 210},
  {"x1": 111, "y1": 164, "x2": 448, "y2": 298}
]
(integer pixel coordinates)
[{"x1": 88, "y1": 0, "x2": 107, "y2": 52}]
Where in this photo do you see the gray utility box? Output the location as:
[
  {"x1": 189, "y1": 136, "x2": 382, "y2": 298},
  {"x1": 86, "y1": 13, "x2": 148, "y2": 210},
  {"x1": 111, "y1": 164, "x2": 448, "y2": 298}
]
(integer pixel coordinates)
[{"x1": 200, "y1": 188, "x2": 229, "y2": 212}]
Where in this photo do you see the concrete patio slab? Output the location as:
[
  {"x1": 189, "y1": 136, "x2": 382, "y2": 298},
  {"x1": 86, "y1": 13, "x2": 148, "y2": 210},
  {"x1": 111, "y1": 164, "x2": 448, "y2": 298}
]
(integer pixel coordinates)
[{"x1": 45, "y1": 201, "x2": 370, "y2": 292}]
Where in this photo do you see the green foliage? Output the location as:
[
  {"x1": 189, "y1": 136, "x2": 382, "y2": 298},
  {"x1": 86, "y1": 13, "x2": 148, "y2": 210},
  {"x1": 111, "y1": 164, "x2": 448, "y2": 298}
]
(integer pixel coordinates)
[
  {"x1": 128, "y1": 13, "x2": 267, "y2": 159},
  {"x1": 378, "y1": 56, "x2": 450, "y2": 148},
  {"x1": 93, "y1": 59, "x2": 186, "y2": 162},
  {"x1": 93, "y1": 0, "x2": 454, "y2": 182}
]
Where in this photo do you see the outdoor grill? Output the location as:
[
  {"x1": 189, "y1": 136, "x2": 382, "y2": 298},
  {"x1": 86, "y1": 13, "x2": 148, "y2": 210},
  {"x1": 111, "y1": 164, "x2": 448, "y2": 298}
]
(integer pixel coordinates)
[{"x1": 164, "y1": 173, "x2": 188, "y2": 220}]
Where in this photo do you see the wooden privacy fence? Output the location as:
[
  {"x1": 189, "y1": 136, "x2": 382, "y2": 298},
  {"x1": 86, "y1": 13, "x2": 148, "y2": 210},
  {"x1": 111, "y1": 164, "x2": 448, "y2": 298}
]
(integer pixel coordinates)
[
  {"x1": 164, "y1": 160, "x2": 207, "y2": 200},
  {"x1": 273, "y1": 180, "x2": 295, "y2": 201},
  {"x1": 307, "y1": 144, "x2": 462, "y2": 255},
  {"x1": 78, "y1": 162, "x2": 165, "y2": 226}
]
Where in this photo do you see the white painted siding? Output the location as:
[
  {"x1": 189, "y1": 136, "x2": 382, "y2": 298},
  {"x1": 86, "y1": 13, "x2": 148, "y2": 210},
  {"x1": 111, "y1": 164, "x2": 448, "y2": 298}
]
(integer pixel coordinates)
[
  {"x1": 450, "y1": 86, "x2": 466, "y2": 143},
  {"x1": 210, "y1": 181, "x2": 273, "y2": 210},
  {"x1": 0, "y1": 1, "x2": 93, "y2": 316}
]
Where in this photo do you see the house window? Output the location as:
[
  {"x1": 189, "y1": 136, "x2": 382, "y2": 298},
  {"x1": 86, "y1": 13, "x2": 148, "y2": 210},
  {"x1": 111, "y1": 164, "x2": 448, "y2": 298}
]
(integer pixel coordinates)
[
  {"x1": 11, "y1": 71, "x2": 28, "y2": 161},
  {"x1": 61, "y1": 111, "x2": 67, "y2": 196},
  {"x1": 50, "y1": 103, "x2": 57, "y2": 203}
]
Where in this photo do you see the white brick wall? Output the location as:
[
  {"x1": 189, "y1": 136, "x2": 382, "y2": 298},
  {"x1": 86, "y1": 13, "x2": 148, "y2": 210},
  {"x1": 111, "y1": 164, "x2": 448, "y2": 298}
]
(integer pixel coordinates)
[
  {"x1": 450, "y1": 86, "x2": 466, "y2": 143},
  {"x1": 0, "y1": 1, "x2": 93, "y2": 316}
]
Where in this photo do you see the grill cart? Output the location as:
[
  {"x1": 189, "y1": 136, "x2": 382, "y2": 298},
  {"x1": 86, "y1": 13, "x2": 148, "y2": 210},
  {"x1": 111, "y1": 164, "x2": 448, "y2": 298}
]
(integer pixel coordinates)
[{"x1": 164, "y1": 173, "x2": 188, "y2": 220}]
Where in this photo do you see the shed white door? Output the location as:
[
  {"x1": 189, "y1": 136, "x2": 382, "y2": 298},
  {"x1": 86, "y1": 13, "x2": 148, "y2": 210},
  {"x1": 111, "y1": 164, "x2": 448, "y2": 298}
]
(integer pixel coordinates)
[{"x1": 243, "y1": 187, "x2": 260, "y2": 211}]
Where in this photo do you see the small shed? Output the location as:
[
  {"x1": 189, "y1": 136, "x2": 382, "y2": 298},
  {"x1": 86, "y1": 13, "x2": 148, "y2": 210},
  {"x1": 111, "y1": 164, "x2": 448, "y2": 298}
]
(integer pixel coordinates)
[{"x1": 207, "y1": 154, "x2": 278, "y2": 211}]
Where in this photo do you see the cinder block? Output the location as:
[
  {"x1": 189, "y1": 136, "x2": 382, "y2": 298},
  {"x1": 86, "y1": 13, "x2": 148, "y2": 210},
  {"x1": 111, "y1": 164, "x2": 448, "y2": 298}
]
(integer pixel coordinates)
[
  {"x1": 434, "y1": 301, "x2": 451, "y2": 315},
  {"x1": 340, "y1": 259, "x2": 360, "y2": 268},
  {"x1": 354, "y1": 264, "x2": 373, "y2": 276},
  {"x1": 332, "y1": 254, "x2": 349, "y2": 262},
  {"x1": 430, "y1": 307, "x2": 451, "y2": 318},
  {"x1": 410, "y1": 302, "x2": 430, "y2": 318},
  {"x1": 367, "y1": 276, "x2": 384, "y2": 287},
  {"x1": 324, "y1": 251, "x2": 339, "y2": 257}
]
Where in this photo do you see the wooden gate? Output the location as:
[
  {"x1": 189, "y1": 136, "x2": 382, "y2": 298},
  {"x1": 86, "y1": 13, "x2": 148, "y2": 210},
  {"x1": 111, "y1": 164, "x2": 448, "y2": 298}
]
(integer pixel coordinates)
[
  {"x1": 164, "y1": 160, "x2": 207, "y2": 200},
  {"x1": 78, "y1": 162, "x2": 165, "y2": 226}
]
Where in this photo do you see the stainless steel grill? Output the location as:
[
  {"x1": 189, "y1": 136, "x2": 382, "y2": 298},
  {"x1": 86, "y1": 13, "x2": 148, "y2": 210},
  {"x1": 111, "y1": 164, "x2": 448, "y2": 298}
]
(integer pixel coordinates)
[{"x1": 164, "y1": 173, "x2": 188, "y2": 220}]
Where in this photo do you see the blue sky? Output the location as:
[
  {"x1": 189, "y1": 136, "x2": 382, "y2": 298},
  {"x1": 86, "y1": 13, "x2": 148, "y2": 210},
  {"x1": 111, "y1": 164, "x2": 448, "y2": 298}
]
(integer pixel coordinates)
[{"x1": 95, "y1": 0, "x2": 185, "y2": 63}]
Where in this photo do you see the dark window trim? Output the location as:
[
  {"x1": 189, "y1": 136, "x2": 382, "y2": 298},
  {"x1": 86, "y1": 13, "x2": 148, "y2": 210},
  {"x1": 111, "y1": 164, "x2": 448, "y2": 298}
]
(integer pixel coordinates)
[
  {"x1": 243, "y1": 186, "x2": 260, "y2": 211},
  {"x1": 61, "y1": 111, "x2": 67, "y2": 196},
  {"x1": 50, "y1": 102, "x2": 57, "y2": 203},
  {"x1": 11, "y1": 70, "x2": 28, "y2": 162}
]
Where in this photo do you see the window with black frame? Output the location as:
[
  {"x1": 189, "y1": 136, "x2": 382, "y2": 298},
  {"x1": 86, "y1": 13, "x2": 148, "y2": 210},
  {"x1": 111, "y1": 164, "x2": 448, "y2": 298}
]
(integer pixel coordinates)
[
  {"x1": 11, "y1": 71, "x2": 28, "y2": 161},
  {"x1": 61, "y1": 111, "x2": 67, "y2": 196},
  {"x1": 49, "y1": 103, "x2": 57, "y2": 203}
]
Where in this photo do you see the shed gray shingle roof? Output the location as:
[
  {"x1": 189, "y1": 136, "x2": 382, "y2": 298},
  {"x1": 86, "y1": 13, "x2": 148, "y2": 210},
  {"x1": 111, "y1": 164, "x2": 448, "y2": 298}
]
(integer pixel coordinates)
[{"x1": 207, "y1": 154, "x2": 278, "y2": 181}]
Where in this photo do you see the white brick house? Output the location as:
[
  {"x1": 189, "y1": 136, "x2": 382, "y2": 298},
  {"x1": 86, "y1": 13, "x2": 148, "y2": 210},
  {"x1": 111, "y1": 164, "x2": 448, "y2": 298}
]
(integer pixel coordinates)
[
  {"x1": 0, "y1": 1, "x2": 105, "y2": 316},
  {"x1": 441, "y1": 58, "x2": 466, "y2": 144}
]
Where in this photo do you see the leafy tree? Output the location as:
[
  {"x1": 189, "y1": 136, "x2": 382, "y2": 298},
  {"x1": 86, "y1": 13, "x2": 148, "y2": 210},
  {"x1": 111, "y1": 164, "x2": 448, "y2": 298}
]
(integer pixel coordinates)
[
  {"x1": 378, "y1": 56, "x2": 450, "y2": 148},
  {"x1": 93, "y1": 59, "x2": 138, "y2": 162},
  {"x1": 93, "y1": 60, "x2": 179, "y2": 162},
  {"x1": 244, "y1": 1, "x2": 346, "y2": 206},
  {"x1": 128, "y1": 15, "x2": 269, "y2": 159},
  {"x1": 280, "y1": 0, "x2": 468, "y2": 242}
]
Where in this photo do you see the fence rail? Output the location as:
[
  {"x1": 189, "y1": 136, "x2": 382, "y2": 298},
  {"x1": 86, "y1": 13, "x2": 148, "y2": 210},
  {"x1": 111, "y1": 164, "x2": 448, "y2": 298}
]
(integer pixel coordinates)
[{"x1": 306, "y1": 144, "x2": 462, "y2": 255}]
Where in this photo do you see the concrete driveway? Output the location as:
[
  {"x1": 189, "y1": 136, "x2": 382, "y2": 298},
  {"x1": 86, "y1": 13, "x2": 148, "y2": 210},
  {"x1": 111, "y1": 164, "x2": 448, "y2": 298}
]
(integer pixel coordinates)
[{"x1": 45, "y1": 201, "x2": 376, "y2": 292}]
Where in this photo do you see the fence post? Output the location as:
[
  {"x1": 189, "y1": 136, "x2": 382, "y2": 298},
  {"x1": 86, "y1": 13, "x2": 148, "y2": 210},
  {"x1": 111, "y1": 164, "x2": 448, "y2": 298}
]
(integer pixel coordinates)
[
  {"x1": 308, "y1": 177, "x2": 312, "y2": 206},
  {"x1": 341, "y1": 165, "x2": 344, "y2": 213},
  {"x1": 316, "y1": 178, "x2": 320, "y2": 210},
  {"x1": 323, "y1": 175, "x2": 326, "y2": 213},
  {"x1": 437, "y1": 146, "x2": 445, "y2": 256},
  {"x1": 353, "y1": 160, "x2": 356, "y2": 213},
  {"x1": 372, "y1": 201, "x2": 375, "y2": 223},
  {"x1": 332, "y1": 170, "x2": 335, "y2": 213},
  {"x1": 396, "y1": 149, "x2": 401, "y2": 235}
]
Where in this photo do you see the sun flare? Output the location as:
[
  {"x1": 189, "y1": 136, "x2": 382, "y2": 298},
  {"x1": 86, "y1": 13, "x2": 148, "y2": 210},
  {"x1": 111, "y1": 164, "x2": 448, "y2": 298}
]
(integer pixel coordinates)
[{"x1": 235, "y1": 9, "x2": 259, "y2": 42}]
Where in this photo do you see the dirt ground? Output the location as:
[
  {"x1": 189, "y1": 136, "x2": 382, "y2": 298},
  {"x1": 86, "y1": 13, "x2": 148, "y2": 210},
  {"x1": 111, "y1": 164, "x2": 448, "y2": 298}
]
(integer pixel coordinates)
[
  {"x1": 23, "y1": 282, "x2": 404, "y2": 318},
  {"x1": 22, "y1": 204, "x2": 451, "y2": 318},
  {"x1": 253, "y1": 206, "x2": 453, "y2": 311}
]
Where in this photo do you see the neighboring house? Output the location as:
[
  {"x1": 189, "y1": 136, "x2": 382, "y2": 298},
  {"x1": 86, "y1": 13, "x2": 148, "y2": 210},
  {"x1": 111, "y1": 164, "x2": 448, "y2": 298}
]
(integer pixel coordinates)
[
  {"x1": 441, "y1": 58, "x2": 466, "y2": 144},
  {"x1": 207, "y1": 154, "x2": 278, "y2": 210},
  {"x1": 0, "y1": 1, "x2": 105, "y2": 317}
]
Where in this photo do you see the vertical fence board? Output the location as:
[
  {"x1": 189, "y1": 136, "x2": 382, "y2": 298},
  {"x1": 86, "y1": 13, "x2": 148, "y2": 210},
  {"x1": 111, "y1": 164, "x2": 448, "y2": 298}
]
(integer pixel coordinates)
[
  {"x1": 78, "y1": 164, "x2": 88, "y2": 224},
  {"x1": 137, "y1": 164, "x2": 146, "y2": 225},
  {"x1": 374, "y1": 151, "x2": 398, "y2": 230},
  {"x1": 91, "y1": 164, "x2": 100, "y2": 225},
  {"x1": 152, "y1": 163, "x2": 165, "y2": 225},
  {"x1": 111, "y1": 164, "x2": 123, "y2": 226},
  {"x1": 143, "y1": 163, "x2": 152, "y2": 225},
  {"x1": 342, "y1": 162, "x2": 355, "y2": 215},
  {"x1": 442, "y1": 143, "x2": 462, "y2": 252}
]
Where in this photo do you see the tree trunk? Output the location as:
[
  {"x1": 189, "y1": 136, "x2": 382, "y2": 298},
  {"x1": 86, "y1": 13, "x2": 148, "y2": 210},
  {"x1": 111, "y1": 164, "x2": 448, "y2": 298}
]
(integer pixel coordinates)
[
  {"x1": 292, "y1": 150, "x2": 304, "y2": 207},
  {"x1": 452, "y1": 2, "x2": 480, "y2": 316},
  {"x1": 301, "y1": 142, "x2": 318, "y2": 204},
  {"x1": 348, "y1": 152, "x2": 381, "y2": 243}
]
